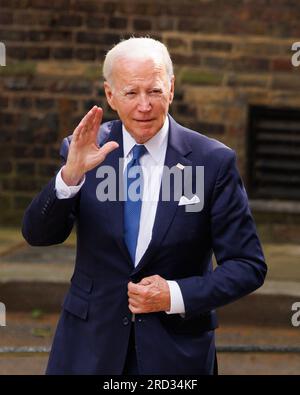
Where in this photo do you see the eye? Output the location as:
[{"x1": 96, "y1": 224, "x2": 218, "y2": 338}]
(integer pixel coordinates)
[
  {"x1": 126, "y1": 92, "x2": 136, "y2": 96},
  {"x1": 150, "y1": 89, "x2": 162, "y2": 95}
]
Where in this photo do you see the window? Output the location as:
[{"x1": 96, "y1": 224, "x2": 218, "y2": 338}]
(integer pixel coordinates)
[{"x1": 247, "y1": 106, "x2": 300, "y2": 200}]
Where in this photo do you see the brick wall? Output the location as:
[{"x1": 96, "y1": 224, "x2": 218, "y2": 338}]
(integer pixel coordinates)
[{"x1": 1, "y1": 0, "x2": 300, "y2": 224}]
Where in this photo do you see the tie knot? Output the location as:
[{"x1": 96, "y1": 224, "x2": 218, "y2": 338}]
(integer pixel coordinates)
[{"x1": 132, "y1": 144, "x2": 147, "y2": 161}]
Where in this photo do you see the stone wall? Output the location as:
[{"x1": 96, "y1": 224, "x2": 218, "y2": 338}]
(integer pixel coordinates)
[{"x1": 1, "y1": 0, "x2": 300, "y2": 225}]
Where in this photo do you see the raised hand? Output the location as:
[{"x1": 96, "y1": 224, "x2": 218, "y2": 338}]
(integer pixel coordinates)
[{"x1": 62, "y1": 106, "x2": 119, "y2": 186}]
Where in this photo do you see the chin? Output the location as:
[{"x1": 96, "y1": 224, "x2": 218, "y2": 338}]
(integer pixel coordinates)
[
  {"x1": 143, "y1": 128, "x2": 158, "y2": 139},
  {"x1": 127, "y1": 121, "x2": 161, "y2": 142},
  {"x1": 134, "y1": 134, "x2": 151, "y2": 144}
]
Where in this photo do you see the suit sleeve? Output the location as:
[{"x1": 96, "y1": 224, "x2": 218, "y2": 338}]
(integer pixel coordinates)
[
  {"x1": 22, "y1": 137, "x2": 79, "y2": 246},
  {"x1": 176, "y1": 148, "x2": 267, "y2": 319}
]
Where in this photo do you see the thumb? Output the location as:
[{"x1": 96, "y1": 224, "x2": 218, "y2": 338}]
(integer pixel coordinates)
[
  {"x1": 101, "y1": 141, "x2": 119, "y2": 157},
  {"x1": 91, "y1": 141, "x2": 119, "y2": 170},
  {"x1": 139, "y1": 277, "x2": 153, "y2": 286}
]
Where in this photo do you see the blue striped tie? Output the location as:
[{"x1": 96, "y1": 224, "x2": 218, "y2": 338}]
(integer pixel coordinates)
[{"x1": 124, "y1": 144, "x2": 147, "y2": 264}]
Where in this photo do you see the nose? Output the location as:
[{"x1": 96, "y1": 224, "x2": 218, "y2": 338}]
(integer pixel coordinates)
[{"x1": 137, "y1": 93, "x2": 151, "y2": 112}]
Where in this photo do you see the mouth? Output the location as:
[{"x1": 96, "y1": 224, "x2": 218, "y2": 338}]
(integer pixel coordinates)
[{"x1": 134, "y1": 119, "x2": 154, "y2": 123}]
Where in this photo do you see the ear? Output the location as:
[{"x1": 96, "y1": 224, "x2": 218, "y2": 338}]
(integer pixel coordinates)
[
  {"x1": 169, "y1": 75, "x2": 175, "y2": 104},
  {"x1": 104, "y1": 81, "x2": 117, "y2": 111}
]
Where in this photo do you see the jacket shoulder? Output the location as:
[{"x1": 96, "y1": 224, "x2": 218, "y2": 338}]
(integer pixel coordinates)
[{"x1": 176, "y1": 121, "x2": 234, "y2": 162}]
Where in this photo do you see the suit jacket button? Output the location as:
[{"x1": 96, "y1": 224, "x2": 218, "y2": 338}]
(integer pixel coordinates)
[{"x1": 123, "y1": 317, "x2": 129, "y2": 326}]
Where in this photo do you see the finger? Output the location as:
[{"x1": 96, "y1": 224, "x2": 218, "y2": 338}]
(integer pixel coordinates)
[
  {"x1": 89, "y1": 115, "x2": 99, "y2": 137},
  {"x1": 73, "y1": 107, "x2": 97, "y2": 138},
  {"x1": 86, "y1": 108, "x2": 100, "y2": 138},
  {"x1": 86, "y1": 143, "x2": 118, "y2": 169},
  {"x1": 128, "y1": 304, "x2": 142, "y2": 314},
  {"x1": 82, "y1": 106, "x2": 98, "y2": 126},
  {"x1": 139, "y1": 275, "x2": 158, "y2": 283},
  {"x1": 79, "y1": 106, "x2": 97, "y2": 129},
  {"x1": 128, "y1": 282, "x2": 144, "y2": 295},
  {"x1": 128, "y1": 298, "x2": 140, "y2": 307},
  {"x1": 127, "y1": 282, "x2": 139, "y2": 295},
  {"x1": 128, "y1": 290, "x2": 143, "y2": 302},
  {"x1": 139, "y1": 277, "x2": 153, "y2": 286},
  {"x1": 80, "y1": 124, "x2": 89, "y2": 137},
  {"x1": 76, "y1": 107, "x2": 102, "y2": 145},
  {"x1": 91, "y1": 107, "x2": 103, "y2": 134},
  {"x1": 100, "y1": 141, "x2": 119, "y2": 157},
  {"x1": 91, "y1": 142, "x2": 119, "y2": 168},
  {"x1": 84, "y1": 107, "x2": 102, "y2": 144},
  {"x1": 72, "y1": 123, "x2": 84, "y2": 142},
  {"x1": 128, "y1": 304, "x2": 136, "y2": 313},
  {"x1": 79, "y1": 106, "x2": 98, "y2": 132},
  {"x1": 82, "y1": 109, "x2": 98, "y2": 136}
]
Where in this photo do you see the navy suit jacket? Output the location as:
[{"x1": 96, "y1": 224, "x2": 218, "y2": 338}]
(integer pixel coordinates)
[{"x1": 22, "y1": 115, "x2": 267, "y2": 374}]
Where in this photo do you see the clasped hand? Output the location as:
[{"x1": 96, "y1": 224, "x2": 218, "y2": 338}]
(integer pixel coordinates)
[{"x1": 128, "y1": 275, "x2": 171, "y2": 314}]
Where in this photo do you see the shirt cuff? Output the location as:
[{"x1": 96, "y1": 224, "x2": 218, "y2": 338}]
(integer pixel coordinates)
[
  {"x1": 165, "y1": 280, "x2": 185, "y2": 315},
  {"x1": 55, "y1": 167, "x2": 85, "y2": 199}
]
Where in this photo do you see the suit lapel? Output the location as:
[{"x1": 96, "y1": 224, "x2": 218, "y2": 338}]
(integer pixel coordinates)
[{"x1": 98, "y1": 120, "x2": 132, "y2": 267}]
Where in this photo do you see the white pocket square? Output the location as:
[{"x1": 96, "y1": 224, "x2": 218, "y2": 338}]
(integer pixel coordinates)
[{"x1": 178, "y1": 195, "x2": 200, "y2": 206}]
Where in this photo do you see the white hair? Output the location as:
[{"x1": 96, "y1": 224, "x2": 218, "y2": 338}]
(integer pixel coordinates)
[{"x1": 103, "y1": 37, "x2": 174, "y2": 86}]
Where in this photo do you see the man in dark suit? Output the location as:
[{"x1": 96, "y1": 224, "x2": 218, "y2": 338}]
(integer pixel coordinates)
[{"x1": 22, "y1": 37, "x2": 267, "y2": 375}]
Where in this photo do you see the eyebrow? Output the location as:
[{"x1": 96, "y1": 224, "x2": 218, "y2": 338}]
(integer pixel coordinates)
[
  {"x1": 122, "y1": 85, "x2": 163, "y2": 93},
  {"x1": 121, "y1": 86, "x2": 136, "y2": 94}
]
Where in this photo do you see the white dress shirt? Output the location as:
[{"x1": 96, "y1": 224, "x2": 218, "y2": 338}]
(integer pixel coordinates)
[{"x1": 55, "y1": 116, "x2": 185, "y2": 315}]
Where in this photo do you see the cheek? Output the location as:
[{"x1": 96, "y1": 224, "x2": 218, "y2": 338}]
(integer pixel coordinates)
[
  {"x1": 156, "y1": 97, "x2": 170, "y2": 112},
  {"x1": 121, "y1": 102, "x2": 135, "y2": 115},
  {"x1": 115, "y1": 104, "x2": 132, "y2": 118}
]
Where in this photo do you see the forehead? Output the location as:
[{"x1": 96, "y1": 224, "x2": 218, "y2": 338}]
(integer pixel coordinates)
[{"x1": 112, "y1": 57, "x2": 168, "y2": 87}]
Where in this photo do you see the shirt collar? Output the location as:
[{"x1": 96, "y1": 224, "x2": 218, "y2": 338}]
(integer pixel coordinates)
[{"x1": 122, "y1": 116, "x2": 169, "y2": 164}]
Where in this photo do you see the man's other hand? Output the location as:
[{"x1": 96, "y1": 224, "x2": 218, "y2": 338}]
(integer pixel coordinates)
[
  {"x1": 128, "y1": 275, "x2": 171, "y2": 314},
  {"x1": 62, "y1": 106, "x2": 119, "y2": 186}
]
